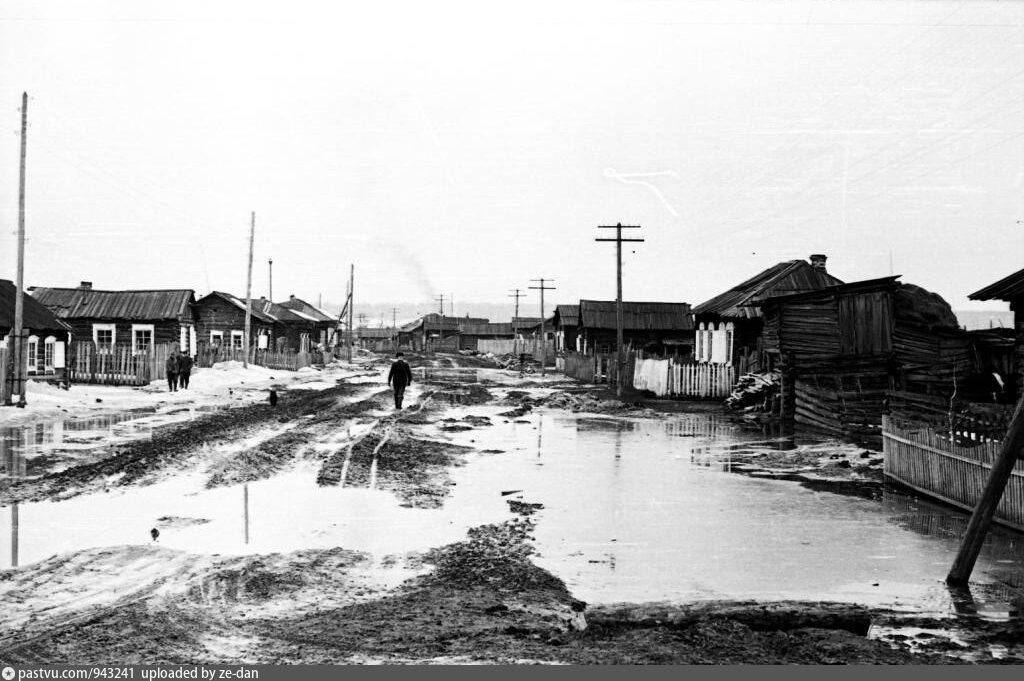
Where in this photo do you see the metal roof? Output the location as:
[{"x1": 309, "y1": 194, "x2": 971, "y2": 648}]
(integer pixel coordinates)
[
  {"x1": 969, "y1": 266, "x2": 1024, "y2": 301},
  {"x1": 579, "y1": 300, "x2": 694, "y2": 331},
  {"x1": 278, "y1": 296, "x2": 336, "y2": 322},
  {"x1": 197, "y1": 291, "x2": 277, "y2": 324},
  {"x1": 2, "y1": 280, "x2": 72, "y2": 333},
  {"x1": 692, "y1": 260, "x2": 844, "y2": 319},
  {"x1": 554, "y1": 304, "x2": 579, "y2": 326},
  {"x1": 31, "y1": 286, "x2": 195, "y2": 321},
  {"x1": 460, "y1": 322, "x2": 514, "y2": 336}
]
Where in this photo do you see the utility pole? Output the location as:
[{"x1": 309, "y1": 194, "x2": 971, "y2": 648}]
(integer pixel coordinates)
[
  {"x1": 357, "y1": 313, "x2": 368, "y2": 328},
  {"x1": 528, "y1": 278, "x2": 555, "y2": 375},
  {"x1": 391, "y1": 307, "x2": 399, "y2": 353},
  {"x1": 450, "y1": 292, "x2": 454, "y2": 318},
  {"x1": 947, "y1": 397, "x2": 1024, "y2": 585},
  {"x1": 596, "y1": 223, "x2": 644, "y2": 396},
  {"x1": 508, "y1": 289, "x2": 524, "y2": 340},
  {"x1": 268, "y1": 259, "x2": 273, "y2": 300},
  {"x1": 8, "y1": 92, "x2": 28, "y2": 406},
  {"x1": 347, "y1": 264, "x2": 354, "y2": 362},
  {"x1": 392, "y1": 307, "x2": 399, "y2": 328},
  {"x1": 243, "y1": 212, "x2": 255, "y2": 369},
  {"x1": 436, "y1": 293, "x2": 446, "y2": 315}
]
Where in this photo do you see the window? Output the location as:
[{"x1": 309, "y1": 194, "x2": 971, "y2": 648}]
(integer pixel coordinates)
[
  {"x1": 93, "y1": 324, "x2": 115, "y2": 352},
  {"x1": 132, "y1": 324, "x2": 155, "y2": 354},
  {"x1": 707, "y1": 328, "x2": 714, "y2": 363},
  {"x1": 26, "y1": 335, "x2": 39, "y2": 374},
  {"x1": 695, "y1": 325, "x2": 704, "y2": 362},
  {"x1": 725, "y1": 323, "x2": 734, "y2": 364},
  {"x1": 230, "y1": 330, "x2": 244, "y2": 349},
  {"x1": 44, "y1": 336, "x2": 56, "y2": 372},
  {"x1": 210, "y1": 330, "x2": 224, "y2": 346}
]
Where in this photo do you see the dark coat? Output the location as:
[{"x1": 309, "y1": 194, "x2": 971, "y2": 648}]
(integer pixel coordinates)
[
  {"x1": 165, "y1": 354, "x2": 179, "y2": 373},
  {"x1": 388, "y1": 359, "x2": 413, "y2": 388},
  {"x1": 178, "y1": 354, "x2": 194, "y2": 373}
]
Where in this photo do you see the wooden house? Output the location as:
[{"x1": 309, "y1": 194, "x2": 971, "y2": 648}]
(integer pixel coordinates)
[
  {"x1": 397, "y1": 313, "x2": 463, "y2": 352},
  {"x1": 553, "y1": 304, "x2": 580, "y2": 353},
  {"x1": 254, "y1": 298, "x2": 319, "y2": 352},
  {"x1": 577, "y1": 300, "x2": 694, "y2": 356},
  {"x1": 193, "y1": 291, "x2": 277, "y2": 353},
  {"x1": 759, "y1": 276, "x2": 985, "y2": 439},
  {"x1": 31, "y1": 282, "x2": 197, "y2": 355},
  {"x1": 459, "y1": 322, "x2": 514, "y2": 351},
  {"x1": 355, "y1": 327, "x2": 396, "y2": 352},
  {"x1": 279, "y1": 295, "x2": 337, "y2": 347},
  {"x1": 692, "y1": 255, "x2": 843, "y2": 372},
  {"x1": 970, "y1": 266, "x2": 1024, "y2": 393},
  {"x1": 2, "y1": 279, "x2": 72, "y2": 381}
]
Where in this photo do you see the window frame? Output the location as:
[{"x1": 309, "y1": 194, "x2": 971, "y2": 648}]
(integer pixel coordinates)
[
  {"x1": 93, "y1": 323, "x2": 116, "y2": 353},
  {"x1": 131, "y1": 323, "x2": 155, "y2": 354}
]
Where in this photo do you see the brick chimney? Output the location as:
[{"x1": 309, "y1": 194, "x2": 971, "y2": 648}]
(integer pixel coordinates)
[
  {"x1": 809, "y1": 254, "x2": 827, "y2": 272},
  {"x1": 79, "y1": 281, "x2": 92, "y2": 289}
]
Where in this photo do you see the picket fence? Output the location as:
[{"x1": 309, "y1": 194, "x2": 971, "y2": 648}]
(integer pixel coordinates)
[
  {"x1": 196, "y1": 346, "x2": 322, "y2": 371},
  {"x1": 68, "y1": 342, "x2": 175, "y2": 386},
  {"x1": 477, "y1": 339, "x2": 555, "y2": 363},
  {"x1": 633, "y1": 357, "x2": 735, "y2": 399}
]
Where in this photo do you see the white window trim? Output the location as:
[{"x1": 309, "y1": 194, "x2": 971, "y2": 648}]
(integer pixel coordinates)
[
  {"x1": 210, "y1": 330, "x2": 224, "y2": 345},
  {"x1": 93, "y1": 323, "x2": 116, "y2": 351},
  {"x1": 230, "y1": 330, "x2": 245, "y2": 349},
  {"x1": 131, "y1": 323, "x2": 156, "y2": 353},
  {"x1": 44, "y1": 335, "x2": 56, "y2": 371},
  {"x1": 26, "y1": 334, "x2": 39, "y2": 375}
]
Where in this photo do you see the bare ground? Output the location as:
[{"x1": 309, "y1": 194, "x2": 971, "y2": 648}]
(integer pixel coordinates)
[{"x1": 1, "y1": 354, "x2": 1021, "y2": 664}]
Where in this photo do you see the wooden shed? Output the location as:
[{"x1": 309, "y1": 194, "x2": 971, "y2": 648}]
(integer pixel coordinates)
[
  {"x1": 969, "y1": 266, "x2": 1024, "y2": 393},
  {"x1": 553, "y1": 304, "x2": 580, "y2": 353}
]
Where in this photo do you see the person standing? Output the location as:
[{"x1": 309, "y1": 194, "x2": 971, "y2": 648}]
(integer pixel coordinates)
[
  {"x1": 178, "y1": 352, "x2": 194, "y2": 389},
  {"x1": 387, "y1": 351, "x2": 413, "y2": 410},
  {"x1": 165, "y1": 351, "x2": 180, "y2": 392}
]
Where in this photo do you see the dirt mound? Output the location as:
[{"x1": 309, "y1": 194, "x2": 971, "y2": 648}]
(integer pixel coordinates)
[{"x1": 541, "y1": 391, "x2": 657, "y2": 417}]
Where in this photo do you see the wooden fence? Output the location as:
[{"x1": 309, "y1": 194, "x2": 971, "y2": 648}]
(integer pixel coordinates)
[
  {"x1": 68, "y1": 342, "x2": 174, "y2": 386},
  {"x1": 0, "y1": 346, "x2": 9, "y2": 403},
  {"x1": 633, "y1": 358, "x2": 735, "y2": 398},
  {"x1": 564, "y1": 353, "x2": 597, "y2": 382},
  {"x1": 196, "y1": 346, "x2": 320, "y2": 371},
  {"x1": 882, "y1": 414, "x2": 1024, "y2": 532},
  {"x1": 477, "y1": 339, "x2": 555, "y2": 363}
]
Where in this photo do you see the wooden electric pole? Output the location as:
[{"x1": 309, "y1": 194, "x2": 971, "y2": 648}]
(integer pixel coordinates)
[
  {"x1": 529, "y1": 278, "x2": 555, "y2": 375},
  {"x1": 268, "y1": 259, "x2": 273, "y2": 300},
  {"x1": 509, "y1": 289, "x2": 524, "y2": 340},
  {"x1": 947, "y1": 397, "x2": 1024, "y2": 585},
  {"x1": 347, "y1": 264, "x2": 354, "y2": 362},
  {"x1": 596, "y1": 223, "x2": 644, "y2": 396},
  {"x1": 392, "y1": 307, "x2": 399, "y2": 352},
  {"x1": 8, "y1": 92, "x2": 28, "y2": 406},
  {"x1": 243, "y1": 211, "x2": 255, "y2": 369}
]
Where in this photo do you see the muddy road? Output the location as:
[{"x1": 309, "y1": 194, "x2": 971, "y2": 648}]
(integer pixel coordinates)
[{"x1": 1, "y1": 353, "x2": 1023, "y2": 664}]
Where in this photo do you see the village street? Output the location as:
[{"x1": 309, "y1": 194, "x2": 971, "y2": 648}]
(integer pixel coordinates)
[{"x1": 1, "y1": 352, "x2": 1023, "y2": 664}]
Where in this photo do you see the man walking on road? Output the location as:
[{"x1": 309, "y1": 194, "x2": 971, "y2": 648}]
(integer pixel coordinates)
[
  {"x1": 387, "y1": 351, "x2": 413, "y2": 410},
  {"x1": 165, "y1": 351, "x2": 180, "y2": 392},
  {"x1": 178, "y1": 352, "x2": 194, "y2": 389}
]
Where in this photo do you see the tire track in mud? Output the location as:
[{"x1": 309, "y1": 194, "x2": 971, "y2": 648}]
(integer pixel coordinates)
[{"x1": 2, "y1": 381, "x2": 373, "y2": 505}]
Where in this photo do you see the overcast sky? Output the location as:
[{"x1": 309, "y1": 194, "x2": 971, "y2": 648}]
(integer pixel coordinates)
[{"x1": 1, "y1": 0, "x2": 1021, "y2": 318}]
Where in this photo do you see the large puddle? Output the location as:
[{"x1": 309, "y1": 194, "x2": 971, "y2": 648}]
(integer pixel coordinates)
[{"x1": 2, "y1": 405, "x2": 1023, "y2": 620}]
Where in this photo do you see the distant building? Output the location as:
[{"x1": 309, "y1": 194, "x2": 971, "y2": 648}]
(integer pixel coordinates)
[
  {"x1": 31, "y1": 282, "x2": 197, "y2": 355},
  {"x1": 692, "y1": 255, "x2": 842, "y2": 372},
  {"x1": 577, "y1": 300, "x2": 693, "y2": 355},
  {"x1": 552, "y1": 304, "x2": 580, "y2": 353},
  {"x1": 459, "y1": 322, "x2": 514, "y2": 351}
]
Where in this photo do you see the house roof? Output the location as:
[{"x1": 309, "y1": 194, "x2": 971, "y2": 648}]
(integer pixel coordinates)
[
  {"x1": 692, "y1": 260, "x2": 844, "y2": 319},
  {"x1": 579, "y1": 300, "x2": 694, "y2": 331},
  {"x1": 197, "y1": 291, "x2": 277, "y2": 324},
  {"x1": 554, "y1": 304, "x2": 579, "y2": 326},
  {"x1": 356, "y1": 327, "x2": 396, "y2": 339},
  {"x1": 278, "y1": 296, "x2": 336, "y2": 322},
  {"x1": 31, "y1": 286, "x2": 195, "y2": 321},
  {"x1": 254, "y1": 298, "x2": 311, "y2": 325},
  {"x1": 969, "y1": 266, "x2": 1024, "y2": 302},
  {"x1": 758, "y1": 276, "x2": 901, "y2": 309},
  {"x1": 1, "y1": 280, "x2": 72, "y2": 333},
  {"x1": 399, "y1": 313, "x2": 462, "y2": 333},
  {"x1": 461, "y1": 322, "x2": 514, "y2": 336}
]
